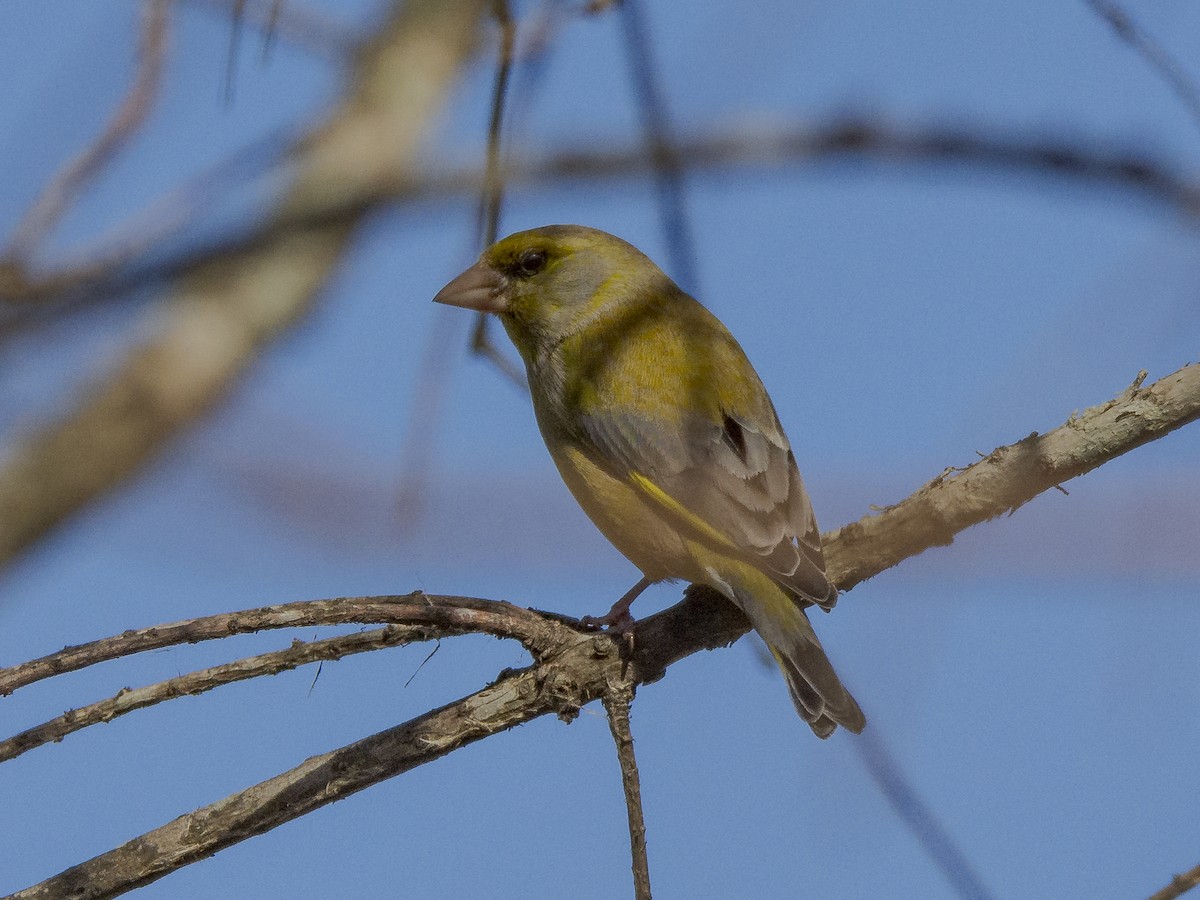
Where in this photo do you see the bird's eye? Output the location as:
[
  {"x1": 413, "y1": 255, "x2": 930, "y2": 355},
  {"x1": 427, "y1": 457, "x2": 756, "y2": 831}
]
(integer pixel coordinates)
[{"x1": 515, "y1": 249, "x2": 547, "y2": 277}]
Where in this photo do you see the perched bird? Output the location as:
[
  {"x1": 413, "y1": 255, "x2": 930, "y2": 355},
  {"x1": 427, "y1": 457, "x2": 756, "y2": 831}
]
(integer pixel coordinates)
[{"x1": 434, "y1": 225, "x2": 864, "y2": 738}]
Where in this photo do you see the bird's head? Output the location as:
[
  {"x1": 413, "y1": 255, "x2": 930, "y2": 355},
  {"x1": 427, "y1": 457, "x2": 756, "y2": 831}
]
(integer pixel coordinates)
[{"x1": 433, "y1": 225, "x2": 670, "y2": 359}]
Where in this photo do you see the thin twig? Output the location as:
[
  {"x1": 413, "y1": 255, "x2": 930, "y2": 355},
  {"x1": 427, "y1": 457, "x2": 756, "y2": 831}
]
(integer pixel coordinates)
[
  {"x1": 1083, "y1": 0, "x2": 1200, "y2": 140},
  {"x1": 393, "y1": 0, "x2": 522, "y2": 534},
  {"x1": 6, "y1": 119, "x2": 1200, "y2": 313},
  {"x1": 470, "y1": 0, "x2": 527, "y2": 389},
  {"x1": 856, "y1": 729, "x2": 995, "y2": 900},
  {"x1": 604, "y1": 684, "x2": 653, "y2": 900},
  {"x1": 263, "y1": 0, "x2": 285, "y2": 59},
  {"x1": 0, "y1": 626, "x2": 424, "y2": 764},
  {"x1": 618, "y1": 0, "x2": 696, "y2": 293},
  {"x1": 0, "y1": 128, "x2": 292, "y2": 350},
  {"x1": 0, "y1": 594, "x2": 567, "y2": 698},
  {"x1": 394, "y1": 0, "x2": 575, "y2": 534},
  {"x1": 225, "y1": 0, "x2": 247, "y2": 104},
  {"x1": 392, "y1": 308, "x2": 462, "y2": 533},
  {"x1": 1, "y1": 0, "x2": 169, "y2": 265},
  {"x1": 475, "y1": 0, "x2": 513, "y2": 252},
  {"x1": 1147, "y1": 862, "x2": 1200, "y2": 900},
  {"x1": 182, "y1": 0, "x2": 357, "y2": 61}
]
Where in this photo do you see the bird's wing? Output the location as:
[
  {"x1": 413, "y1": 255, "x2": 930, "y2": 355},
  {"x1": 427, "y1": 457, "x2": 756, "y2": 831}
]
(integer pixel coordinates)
[{"x1": 577, "y1": 394, "x2": 836, "y2": 610}]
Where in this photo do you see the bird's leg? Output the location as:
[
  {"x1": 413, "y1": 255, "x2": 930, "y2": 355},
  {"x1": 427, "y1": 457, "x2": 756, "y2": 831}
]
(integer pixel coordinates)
[{"x1": 581, "y1": 575, "x2": 652, "y2": 634}]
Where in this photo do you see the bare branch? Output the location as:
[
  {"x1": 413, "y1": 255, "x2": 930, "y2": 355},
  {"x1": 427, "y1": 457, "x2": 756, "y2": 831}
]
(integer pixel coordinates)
[
  {"x1": 0, "y1": 627, "x2": 420, "y2": 764},
  {"x1": 1147, "y1": 862, "x2": 1200, "y2": 900},
  {"x1": 0, "y1": 129, "x2": 288, "y2": 320},
  {"x1": 8, "y1": 361, "x2": 1200, "y2": 898},
  {"x1": 0, "y1": 0, "x2": 491, "y2": 570},
  {"x1": 604, "y1": 684, "x2": 653, "y2": 900},
  {"x1": 0, "y1": 0, "x2": 169, "y2": 268},
  {"x1": 0, "y1": 594, "x2": 567, "y2": 698},
  {"x1": 6, "y1": 119, "x2": 1199, "y2": 316},
  {"x1": 619, "y1": 0, "x2": 696, "y2": 293},
  {"x1": 224, "y1": 0, "x2": 248, "y2": 104},
  {"x1": 6, "y1": 648, "x2": 601, "y2": 900},
  {"x1": 469, "y1": 0, "x2": 528, "y2": 388},
  {"x1": 826, "y1": 366, "x2": 1200, "y2": 590}
]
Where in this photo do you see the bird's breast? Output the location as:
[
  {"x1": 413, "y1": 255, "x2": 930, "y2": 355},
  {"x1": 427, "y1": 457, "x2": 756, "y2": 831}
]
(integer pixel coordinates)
[{"x1": 546, "y1": 442, "x2": 695, "y2": 583}]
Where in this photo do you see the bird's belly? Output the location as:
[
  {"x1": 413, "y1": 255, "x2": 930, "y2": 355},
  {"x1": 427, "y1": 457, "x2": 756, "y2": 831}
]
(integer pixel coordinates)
[{"x1": 549, "y1": 443, "x2": 695, "y2": 582}]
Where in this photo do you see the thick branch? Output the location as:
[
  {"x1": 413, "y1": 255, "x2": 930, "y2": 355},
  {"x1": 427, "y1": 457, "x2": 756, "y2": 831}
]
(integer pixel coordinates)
[
  {"x1": 10, "y1": 362, "x2": 1199, "y2": 899},
  {"x1": 0, "y1": 0, "x2": 489, "y2": 569},
  {"x1": 7, "y1": 631, "x2": 617, "y2": 900},
  {"x1": 825, "y1": 366, "x2": 1200, "y2": 589}
]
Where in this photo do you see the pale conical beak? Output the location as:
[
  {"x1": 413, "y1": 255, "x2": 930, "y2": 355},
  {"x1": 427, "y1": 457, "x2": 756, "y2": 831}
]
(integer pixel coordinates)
[{"x1": 432, "y1": 262, "x2": 508, "y2": 313}]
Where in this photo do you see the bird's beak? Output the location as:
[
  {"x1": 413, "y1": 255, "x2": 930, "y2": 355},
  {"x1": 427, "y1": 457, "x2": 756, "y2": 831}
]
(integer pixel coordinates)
[{"x1": 432, "y1": 262, "x2": 508, "y2": 313}]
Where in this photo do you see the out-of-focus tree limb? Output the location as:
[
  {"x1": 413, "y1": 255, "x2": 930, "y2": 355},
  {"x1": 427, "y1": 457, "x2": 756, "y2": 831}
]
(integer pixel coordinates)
[
  {"x1": 0, "y1": 0, "x2": 169, "y2": 277},
  {"x1": 5, "y1": 118, "x2": 1197, "y2": 314},
  {"x1": 1083, "y1": 0, "x2": 1200, "y2": 139},
  {"x1": 0, "y1": 0, "x2": 490, "y2": 569},
  {"x1": 8, "y1": 361, "x2": 1199, "y2": 899}
]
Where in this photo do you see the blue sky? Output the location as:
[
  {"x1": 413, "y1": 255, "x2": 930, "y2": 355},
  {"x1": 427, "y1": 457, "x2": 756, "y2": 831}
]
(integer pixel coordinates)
[{"x1": 2, "y1": 2, "x2": 1200, "y2": 898}]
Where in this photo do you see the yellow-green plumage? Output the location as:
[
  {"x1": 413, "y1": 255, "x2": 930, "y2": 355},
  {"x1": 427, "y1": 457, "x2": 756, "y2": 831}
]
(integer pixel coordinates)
[{"x1": 434, "y1": 225, "x2": 864, "y2": 738}]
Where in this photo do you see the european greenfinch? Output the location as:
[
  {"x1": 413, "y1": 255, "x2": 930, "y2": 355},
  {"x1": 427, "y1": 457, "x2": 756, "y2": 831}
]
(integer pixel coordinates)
[{"x1": 434, "y1": 225, "x2": 864, "y2": 738}]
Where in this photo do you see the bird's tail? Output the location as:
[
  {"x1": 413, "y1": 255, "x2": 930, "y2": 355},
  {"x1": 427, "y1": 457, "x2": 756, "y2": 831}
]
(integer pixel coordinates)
[
  {"x1": 712, "y1": 568, "x2": 865, "y2": 738},
  {"x1": 768, "y1": 643, "x2": 864, "y2": 739}
]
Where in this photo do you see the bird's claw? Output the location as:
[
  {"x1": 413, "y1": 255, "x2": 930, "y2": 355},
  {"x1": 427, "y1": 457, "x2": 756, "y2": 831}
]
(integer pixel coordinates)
[{"x1": 580, "y1": 608, "x2": 636, "y2": 635}]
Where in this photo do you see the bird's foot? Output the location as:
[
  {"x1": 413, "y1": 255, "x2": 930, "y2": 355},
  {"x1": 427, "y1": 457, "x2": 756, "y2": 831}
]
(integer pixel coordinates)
[
  {"x1": 580, "y1": 575, "x2": 651, "y2": 643},
  {"x1": 580, "y1": 606, "x2": 637, "y2": 635}
]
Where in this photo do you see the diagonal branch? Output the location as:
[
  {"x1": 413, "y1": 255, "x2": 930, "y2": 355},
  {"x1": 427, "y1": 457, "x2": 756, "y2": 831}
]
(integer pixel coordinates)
[
  {"x1": 1083, "y1": 0, "x2": 1200, "y2": 140},
  {"x1": 0, "y1": 0, "x2": 490, "y2": 570},
  {"x1": 8, "y1": 360, "x2": 1200, "y2": 899},
  {"x1": 825, "y1": 366, "x2": 1200, "y2": 589},
  {"x1": 1147, "y1": 861, "x2": 1200, "y2": 900}
]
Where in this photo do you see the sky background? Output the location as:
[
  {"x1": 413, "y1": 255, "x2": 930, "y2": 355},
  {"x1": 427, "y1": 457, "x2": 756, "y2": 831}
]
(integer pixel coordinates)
[{"x1": 2, "y1": 1, "x2": 1200, "y2": 898}]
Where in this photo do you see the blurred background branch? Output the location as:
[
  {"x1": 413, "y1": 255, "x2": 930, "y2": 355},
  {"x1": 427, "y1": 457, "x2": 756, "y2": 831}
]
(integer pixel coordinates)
[
  {"x1": 0, "y1": 0, "x2": 169, "y2": 288},
  {"x1": 0, "y1": 0, "x2": 488, "y2": 568},
  {"x1": 5, "y1": 118, "x2": 1198, "y2": 318}
]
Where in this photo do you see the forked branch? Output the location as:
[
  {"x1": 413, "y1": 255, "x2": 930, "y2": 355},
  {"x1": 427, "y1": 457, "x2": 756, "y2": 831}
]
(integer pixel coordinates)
[{"x1": 6, "y1": 362, "x2": 1199, "y2": 899}]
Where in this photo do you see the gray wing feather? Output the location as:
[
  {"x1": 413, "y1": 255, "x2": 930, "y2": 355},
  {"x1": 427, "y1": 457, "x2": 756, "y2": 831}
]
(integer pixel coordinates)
[{"x1": 577, "y1": 408, "x2": 837, "y2": 610}]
